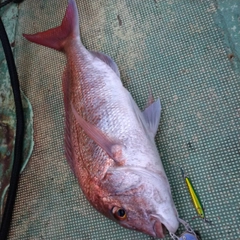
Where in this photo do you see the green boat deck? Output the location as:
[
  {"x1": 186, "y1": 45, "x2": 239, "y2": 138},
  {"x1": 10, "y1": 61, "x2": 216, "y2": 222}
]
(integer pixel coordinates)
[{"x1": 0, "y1": 0, "x2": 239, "y2": 239}]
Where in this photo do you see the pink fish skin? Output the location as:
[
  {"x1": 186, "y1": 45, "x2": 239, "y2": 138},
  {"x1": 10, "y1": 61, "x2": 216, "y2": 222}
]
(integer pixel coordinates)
[{"x1": 23, "y1": 0, "x2": 179, "y2": 238}]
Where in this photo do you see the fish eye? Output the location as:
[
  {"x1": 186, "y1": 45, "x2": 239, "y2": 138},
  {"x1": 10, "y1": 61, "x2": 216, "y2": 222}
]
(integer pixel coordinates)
[{"x1": 112, "y1": 206, "x2": 127, "y2": 220}]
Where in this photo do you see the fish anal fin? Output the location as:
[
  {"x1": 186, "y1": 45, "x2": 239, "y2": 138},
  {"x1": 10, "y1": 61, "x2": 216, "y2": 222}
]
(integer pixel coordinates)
[
  {"x1": 146, "y1": 86, "x2": 154, "y2": 106},
  {"x1": 90, "y1": 50, "x2": 120, "y2": 78}
]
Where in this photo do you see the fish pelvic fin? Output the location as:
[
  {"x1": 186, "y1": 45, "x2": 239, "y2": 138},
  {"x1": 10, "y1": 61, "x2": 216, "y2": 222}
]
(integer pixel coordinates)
[
  {"x1": 23, "y1": 0, "x2": 80, "y2": 51},
  {"x1": 142, "y1": 98, "x2": 161, "y2": 138}
]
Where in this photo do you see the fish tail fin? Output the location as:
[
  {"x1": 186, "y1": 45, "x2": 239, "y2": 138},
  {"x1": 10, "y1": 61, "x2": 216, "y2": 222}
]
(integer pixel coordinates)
[{"x1": 23, "y1": 0, "x2": 80, "y2": 52}]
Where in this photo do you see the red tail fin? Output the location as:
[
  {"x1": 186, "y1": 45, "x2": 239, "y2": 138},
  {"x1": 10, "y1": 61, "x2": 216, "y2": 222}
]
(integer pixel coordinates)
[{"x1": 23, "y1": 0, "x2": 80, "y2": 51}]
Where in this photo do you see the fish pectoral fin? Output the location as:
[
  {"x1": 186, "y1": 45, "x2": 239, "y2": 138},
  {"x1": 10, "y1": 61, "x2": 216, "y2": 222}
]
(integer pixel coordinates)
[
  {"x1": 142, "y1": 98, "x2": 161, "y2": 138},
  {"x1": 71, "y1": 103, "x2": 124, "y2": 164},
  {"x1": 90, "y1": 50, "x2": 120, "y2": 78}
]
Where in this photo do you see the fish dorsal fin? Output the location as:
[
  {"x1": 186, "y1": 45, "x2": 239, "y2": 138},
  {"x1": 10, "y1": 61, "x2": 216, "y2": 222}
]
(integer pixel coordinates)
[
  {"x1": 142, "y1": 98, "x2": 161, "y2": 139},
  {"x1": 71, "y1": 103, "x2": 124, "y2": 164},
  {"x1": 63, "y1": 68, "x2": 75, "y2": 174},
  {"x1": 90, "y1": 50, "x2": 120, "y2": 78}
]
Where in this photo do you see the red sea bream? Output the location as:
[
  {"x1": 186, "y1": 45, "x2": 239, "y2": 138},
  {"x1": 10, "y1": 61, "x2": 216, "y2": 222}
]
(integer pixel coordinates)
[{"x1": 23, "y1": 0, "x2": 179, "y2": 238}]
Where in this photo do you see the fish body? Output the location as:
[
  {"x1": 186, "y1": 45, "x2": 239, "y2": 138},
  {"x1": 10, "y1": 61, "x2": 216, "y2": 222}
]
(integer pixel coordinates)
[{"x1": 23, "y1": 0, "x2": 179, "y2": 237}]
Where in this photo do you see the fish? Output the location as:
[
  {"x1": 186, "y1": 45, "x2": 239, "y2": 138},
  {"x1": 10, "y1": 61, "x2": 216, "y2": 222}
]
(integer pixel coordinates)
[{"x1": 23, "y1": 0, "x2": 179, "y2": 238}]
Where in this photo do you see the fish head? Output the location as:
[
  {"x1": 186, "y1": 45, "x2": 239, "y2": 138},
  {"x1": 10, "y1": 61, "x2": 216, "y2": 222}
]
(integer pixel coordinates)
[{"x1": 99, "y1": 167, "x2": 179, "y2": 238}]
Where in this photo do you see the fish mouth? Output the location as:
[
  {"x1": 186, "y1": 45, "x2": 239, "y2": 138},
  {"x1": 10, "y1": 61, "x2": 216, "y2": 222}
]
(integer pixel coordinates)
[{"x1": 153, "y1": 220, "x2": 167, "y2": 238}]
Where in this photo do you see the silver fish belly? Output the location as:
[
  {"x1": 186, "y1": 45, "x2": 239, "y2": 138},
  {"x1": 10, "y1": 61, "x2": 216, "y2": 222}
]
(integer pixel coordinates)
[{"x1": 23, "y1": 0, "x2": 179, "y2": 238}]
